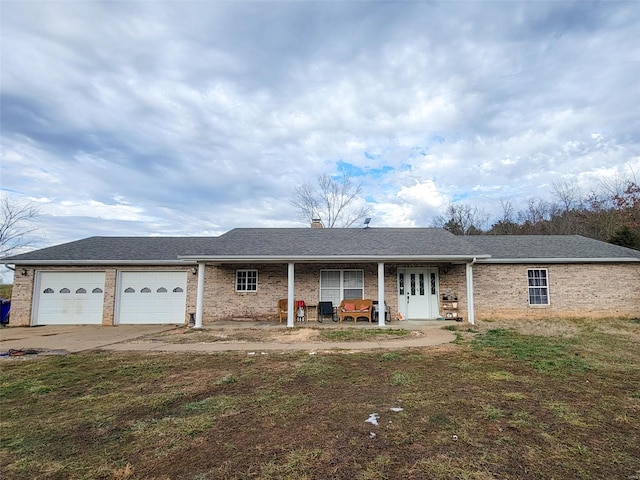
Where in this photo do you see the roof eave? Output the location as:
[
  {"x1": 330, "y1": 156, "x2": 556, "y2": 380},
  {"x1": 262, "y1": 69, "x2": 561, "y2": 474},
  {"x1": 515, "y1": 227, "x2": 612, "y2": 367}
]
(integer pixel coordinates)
[
  {"x1": 2, "y1": 260, "x2": 192, "y2": 266},
  {"x1": 477, "y1": 257, "x2": 640, "y2": 264},
  {"x1": 177, "y1": 254, "x2": 491, "y2": 263}
]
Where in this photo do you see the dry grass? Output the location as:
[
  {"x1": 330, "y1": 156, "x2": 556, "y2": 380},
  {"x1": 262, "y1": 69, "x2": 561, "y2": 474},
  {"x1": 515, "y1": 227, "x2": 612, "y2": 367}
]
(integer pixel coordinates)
[{"x1": 1, "y1": 317, "x2": 639, "y2": 480}]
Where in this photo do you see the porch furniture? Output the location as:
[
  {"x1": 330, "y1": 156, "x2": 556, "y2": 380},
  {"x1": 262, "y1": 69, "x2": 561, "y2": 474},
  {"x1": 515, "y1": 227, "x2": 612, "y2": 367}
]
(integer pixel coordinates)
[
  {"x1": 278, "y1": 299, "x2": 310, "y2": 323},
  {"x1": 317, "y1": 301, "x2": 336, "y2": 323},
  {"x1": 296, "y1": 300, "x2": 306, "y2": 322},
  {"x1": 372, "y1": 300, "x2": 391, "y2": 323},
  {"x1": 277, "y1": 298, "x2": 288, "y2": 323},
  {"x1": 338, "y1": 299, "x2": 373, "y2": 324},
  {"x1": 306, "y1": 304, "x2": 318, "y2": 322}
]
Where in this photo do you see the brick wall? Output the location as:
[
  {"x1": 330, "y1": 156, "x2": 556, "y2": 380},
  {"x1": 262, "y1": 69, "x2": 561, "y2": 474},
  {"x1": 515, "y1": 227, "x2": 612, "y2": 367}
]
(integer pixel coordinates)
[
  {"x1": 473, "y1": 263, "x2": 640, "y2": 319},
  {"x1": 7, "y1": 268, "x2": 34, "y2": 326},
  {"x1": 201, "y1": 263, "x2": 400, "y2": 322},
  {"x1": 9, "y1": 261, "x2": 638, "y2": 326}
]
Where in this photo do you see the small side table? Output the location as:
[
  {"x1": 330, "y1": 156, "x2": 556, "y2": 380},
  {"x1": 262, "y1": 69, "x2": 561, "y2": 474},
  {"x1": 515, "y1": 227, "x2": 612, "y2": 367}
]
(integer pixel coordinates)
[{"x1": 305, "y1": 304, "x2": 318, "y2": 322}]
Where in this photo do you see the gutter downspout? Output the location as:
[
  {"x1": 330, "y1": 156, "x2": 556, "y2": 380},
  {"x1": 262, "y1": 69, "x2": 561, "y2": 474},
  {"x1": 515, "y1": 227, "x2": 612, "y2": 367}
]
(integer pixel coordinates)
[{"x1": 466, "y1": 257, "x2": 476, "y2": 325}]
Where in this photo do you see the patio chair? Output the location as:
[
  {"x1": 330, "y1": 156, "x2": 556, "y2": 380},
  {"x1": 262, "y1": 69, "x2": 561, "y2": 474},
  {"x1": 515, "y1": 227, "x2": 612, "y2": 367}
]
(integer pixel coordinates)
[
  {"x1": 317, "y1": 301, "x2": 337, "y2": 323},
  {"x1": 277, "y1": 298, "x2": 288, "y2": 324}
]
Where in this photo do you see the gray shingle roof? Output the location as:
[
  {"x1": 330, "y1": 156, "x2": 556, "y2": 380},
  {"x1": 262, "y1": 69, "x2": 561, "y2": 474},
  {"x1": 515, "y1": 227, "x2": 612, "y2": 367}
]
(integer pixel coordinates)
[
  {"x1": 466, "y1": 235, "x2": 640, "y2": 262},
  {"x1": 180, "y1": 228, "x2": 485, "y2": 259},
  {"x1": 3, "y1": 230, "x2": 639, "y2": 264},
  {"x1": 1, "y1": 237, "x2": 218, "y2": 264}
]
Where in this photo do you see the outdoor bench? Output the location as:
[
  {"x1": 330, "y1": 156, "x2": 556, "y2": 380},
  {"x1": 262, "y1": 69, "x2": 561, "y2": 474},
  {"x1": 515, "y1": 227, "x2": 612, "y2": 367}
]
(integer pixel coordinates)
[{"x1": 338, "y1": 299, "x2": 373, "y2": 323}]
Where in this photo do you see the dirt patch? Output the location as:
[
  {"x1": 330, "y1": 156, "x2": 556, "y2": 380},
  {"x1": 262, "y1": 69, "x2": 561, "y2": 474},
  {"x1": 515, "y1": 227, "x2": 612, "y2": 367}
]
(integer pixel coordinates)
[
  {"x1": 271, "y1": 327, "x2": 319, "y2": 343},
  {"x1": 135, "y1": 325, "x2": 417, "y2": 345}
]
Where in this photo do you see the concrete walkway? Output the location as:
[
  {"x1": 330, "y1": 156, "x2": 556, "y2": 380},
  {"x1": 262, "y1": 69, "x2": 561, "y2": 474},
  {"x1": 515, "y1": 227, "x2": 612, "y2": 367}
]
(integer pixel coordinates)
[{"x1": 0, "y1": 322, "x2": 457, "y2": 354}]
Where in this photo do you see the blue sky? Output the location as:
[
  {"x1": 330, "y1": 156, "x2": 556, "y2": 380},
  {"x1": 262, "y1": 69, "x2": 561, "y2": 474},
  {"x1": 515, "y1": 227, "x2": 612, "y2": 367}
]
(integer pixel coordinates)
[{"x1": 2, "y1": 1, "x2": 640, "y2": 270}]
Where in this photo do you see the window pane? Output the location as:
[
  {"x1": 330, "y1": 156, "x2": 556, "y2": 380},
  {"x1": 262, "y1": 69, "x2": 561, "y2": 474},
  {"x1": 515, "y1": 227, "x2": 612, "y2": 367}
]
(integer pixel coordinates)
[
  {"x1": 320, "y1": 271, "x2": 340, "y2": 303},
  {"x1": 321, "y1": 271, "x2": 340, "y2": 288},
  {"x1": 321, "y1": 269, "x2": 364, "y2": 302},
  {"x1": 344, "y1": 288, "x2": 363, "y2": 299},
  {"x1": 399, "y1": 273, "x2": 404, "y2": 295},
  {"x1": 410, "y1": 274, "x2": 416, "y2": 296},
  {"x1": 430, "y1": 272, "x2": 436, "y2": 295},
  {"x1": 236, "y1": 270, "x2": 258, "y2": 291},
  {"x1": 528, "y1": 269, "x2": 549, "y2": 305},
  {"x1": 321, "y1": 289, "x2": 341, "y2": 304},
  {"x1": 419, "y1": 274, "x2": 425, "y2": 296},
  {"x1": 343, "y1": 270, "x2": 363, "y2": 288}
]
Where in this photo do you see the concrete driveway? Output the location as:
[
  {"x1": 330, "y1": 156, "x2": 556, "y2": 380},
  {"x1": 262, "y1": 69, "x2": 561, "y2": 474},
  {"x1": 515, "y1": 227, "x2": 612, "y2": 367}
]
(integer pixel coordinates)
[
  {"x1": 0, "y1": 322, "x2": 456, "y2": 354},
  {"x1": 0, "y1": 325, "x2": 175, "y2": 353}
]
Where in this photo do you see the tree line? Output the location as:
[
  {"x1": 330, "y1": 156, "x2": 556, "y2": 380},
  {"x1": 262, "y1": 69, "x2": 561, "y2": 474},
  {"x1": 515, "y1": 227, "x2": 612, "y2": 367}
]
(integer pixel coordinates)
[
  {"x1": 431, "y1": 174, "x2": 640, "y2": 250},
  {"x1": 293, "y1": 171, "x2": 640, "y2": 250}
]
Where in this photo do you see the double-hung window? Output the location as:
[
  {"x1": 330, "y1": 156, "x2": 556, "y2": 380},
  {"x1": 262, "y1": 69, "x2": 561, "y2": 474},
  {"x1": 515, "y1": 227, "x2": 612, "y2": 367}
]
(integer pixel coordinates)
[
  {"x1": 320, "y1": 270, "x2": 364, "y2": 305},
  {"x1": 236, "y1": 269, "x2": 258, "y2": 292},
  {"x1": 527, "y1": 269, "x2": 549, "y2": 305}
]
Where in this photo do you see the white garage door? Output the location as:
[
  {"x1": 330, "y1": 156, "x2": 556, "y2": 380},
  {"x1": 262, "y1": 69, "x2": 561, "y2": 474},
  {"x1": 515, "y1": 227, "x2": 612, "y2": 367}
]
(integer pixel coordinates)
[
  {"x1": 35, "y1": 272, "x2": 106, "y2": 325},
  {"x1": 117, "y1": 271, "x2": 187, "y2": 324}
]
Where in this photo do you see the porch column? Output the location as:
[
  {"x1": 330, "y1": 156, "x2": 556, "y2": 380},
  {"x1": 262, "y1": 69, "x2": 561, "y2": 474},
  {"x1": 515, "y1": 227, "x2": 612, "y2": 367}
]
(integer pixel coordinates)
[
  {"x1": 194, "y1": 261, "x2": 205, "y2": 329},
  {"x1": 465, "y1": 260, "x2": 475, "y2": 325},
  {"x1": 377, "y1": 262, "x2": 386, "y2": 327},
  {"x1": 287, "y1": 262, "x2": 295, "y2": 328}
]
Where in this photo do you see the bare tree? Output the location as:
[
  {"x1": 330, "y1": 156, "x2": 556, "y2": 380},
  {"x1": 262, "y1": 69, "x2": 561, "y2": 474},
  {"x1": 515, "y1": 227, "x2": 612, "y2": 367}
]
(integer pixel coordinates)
[
  {"x1": 431, "y1": 203, "x2": 490, "y2": 235},
  {"x1": 292, "y1": 173, "x2": 372, "y2": 228},
  {"x1": 552, "y1": 179, "x2": 583, "y2": 212},
  {"x1": 0, "y1": 195, "x2": 41, "y2": 258},
  {"x1": 488, "y1": 200, "x2": 520, "y2": 234}
]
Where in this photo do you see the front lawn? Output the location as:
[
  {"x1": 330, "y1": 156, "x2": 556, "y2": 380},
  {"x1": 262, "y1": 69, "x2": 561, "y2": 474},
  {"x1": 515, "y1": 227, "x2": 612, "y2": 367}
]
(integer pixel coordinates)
[{"x1": 1, "y1": 317, "x2": 639, "y2": 479}]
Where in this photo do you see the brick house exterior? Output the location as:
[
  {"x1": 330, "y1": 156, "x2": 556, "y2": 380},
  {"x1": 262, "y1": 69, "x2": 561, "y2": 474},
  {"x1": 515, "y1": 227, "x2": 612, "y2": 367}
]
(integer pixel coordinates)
[{"x1": 2, "y1": 229, "x2": 639, "y2": 327}]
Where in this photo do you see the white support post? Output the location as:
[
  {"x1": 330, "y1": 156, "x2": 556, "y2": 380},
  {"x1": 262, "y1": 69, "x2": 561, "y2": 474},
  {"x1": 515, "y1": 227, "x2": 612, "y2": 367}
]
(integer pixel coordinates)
[
  {"x1": 466, "y1": 261, "x2": 475, "y2": 325},
  {"x1": 378, "y1": 262, "x2": 386, "y2": 327},
  {"x1": 287, "y1": 262, "x2": 295, "y2": 328},
  {"x1": 194, "y1": 262, "x2": 205, "y2": 329}
]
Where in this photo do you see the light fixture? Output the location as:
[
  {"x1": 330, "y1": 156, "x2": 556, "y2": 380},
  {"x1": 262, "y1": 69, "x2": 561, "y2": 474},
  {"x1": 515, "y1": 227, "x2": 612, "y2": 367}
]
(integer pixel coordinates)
[
  {"x1": 191, "y1": 267, "x2": 198, "y2": 275},
  {"x1": 21, "y1": 268, "x2": 28, "y2": 276}
]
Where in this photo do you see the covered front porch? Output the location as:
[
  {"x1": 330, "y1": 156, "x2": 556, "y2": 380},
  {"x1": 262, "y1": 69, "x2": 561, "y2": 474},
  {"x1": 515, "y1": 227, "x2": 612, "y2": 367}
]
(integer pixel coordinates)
[{"x1": 188, "y1": 259, "x2": 478, "y2": 328}]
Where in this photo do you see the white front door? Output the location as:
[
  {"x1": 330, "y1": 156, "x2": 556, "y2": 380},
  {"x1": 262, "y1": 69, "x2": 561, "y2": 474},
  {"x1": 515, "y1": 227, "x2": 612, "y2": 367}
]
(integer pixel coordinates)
[{"x1": 398, "y1": 268, "x2": 439, "y2": 319}]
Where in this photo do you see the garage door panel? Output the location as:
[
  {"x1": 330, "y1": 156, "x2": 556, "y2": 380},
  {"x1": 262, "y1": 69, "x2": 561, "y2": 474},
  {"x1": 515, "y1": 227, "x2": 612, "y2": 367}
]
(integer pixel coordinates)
[
  {"x1": 118, "y1": 272, "x2": 187, "y2": 324},
  {"x1": 36, "y1": 272, "x2": 105, "y2": 325}
]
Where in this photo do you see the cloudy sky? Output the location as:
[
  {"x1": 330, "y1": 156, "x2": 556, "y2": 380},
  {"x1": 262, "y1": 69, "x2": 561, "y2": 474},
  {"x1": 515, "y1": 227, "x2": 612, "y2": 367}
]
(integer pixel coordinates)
[{"x1": 2, "y1": 1, "x2": 640, "y2": 254}]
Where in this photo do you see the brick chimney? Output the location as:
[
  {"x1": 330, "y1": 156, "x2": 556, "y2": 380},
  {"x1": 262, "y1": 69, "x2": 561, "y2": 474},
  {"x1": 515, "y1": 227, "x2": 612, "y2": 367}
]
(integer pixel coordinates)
[{"x1": 311, "y1": 218, "x2": 324, "y2": 228}]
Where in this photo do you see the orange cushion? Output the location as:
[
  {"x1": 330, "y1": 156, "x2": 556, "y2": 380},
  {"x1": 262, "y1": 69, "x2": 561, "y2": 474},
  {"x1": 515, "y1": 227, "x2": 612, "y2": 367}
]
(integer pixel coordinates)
[{"x1": 344, "y1": 302, "x2": 355, "y2": 312}]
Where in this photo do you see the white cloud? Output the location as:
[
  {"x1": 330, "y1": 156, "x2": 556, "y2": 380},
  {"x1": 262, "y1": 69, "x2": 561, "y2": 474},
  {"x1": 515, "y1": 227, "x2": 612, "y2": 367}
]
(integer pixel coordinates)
[{"x1": 1, "y1": 0, "x2": 639, "y2": 253}]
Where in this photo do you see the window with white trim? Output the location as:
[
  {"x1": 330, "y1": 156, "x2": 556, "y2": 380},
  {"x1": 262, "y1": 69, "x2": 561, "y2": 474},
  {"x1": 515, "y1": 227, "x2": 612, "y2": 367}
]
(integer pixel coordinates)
[
  {"x1": 527, "y1": 269, "x2": 549, "y2": 305},
  {"x1": 320, "y1": 270, "x2": 364, "y2": 305},
  {"x1": 236, "y1": 269, "x2": 258, "y2": 292}
]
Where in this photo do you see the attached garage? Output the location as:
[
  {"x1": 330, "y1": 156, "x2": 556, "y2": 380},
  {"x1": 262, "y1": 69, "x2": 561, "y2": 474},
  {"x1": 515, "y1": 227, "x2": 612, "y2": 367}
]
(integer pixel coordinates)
[
  {"x1": 34, "y1": 271, "x2": 106, "y2": 325},
  {"x1": 117, "y1": 271, "x2": 187, "y2": 324}
]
